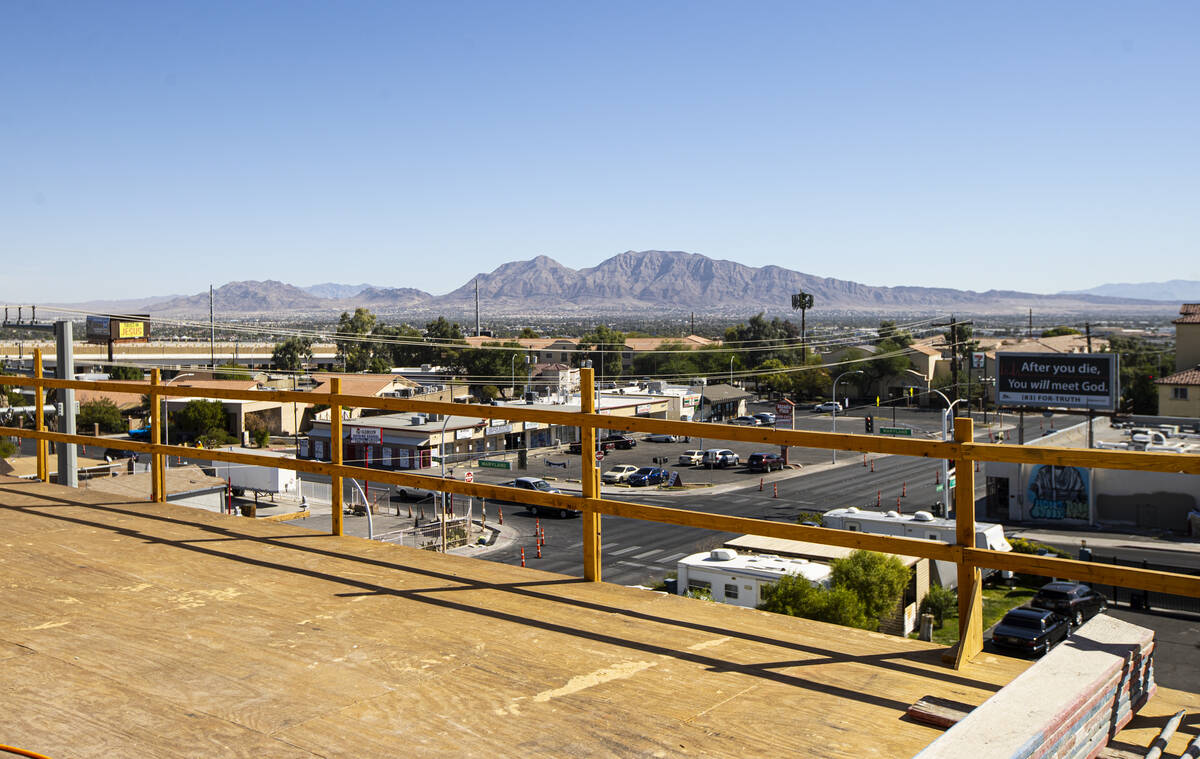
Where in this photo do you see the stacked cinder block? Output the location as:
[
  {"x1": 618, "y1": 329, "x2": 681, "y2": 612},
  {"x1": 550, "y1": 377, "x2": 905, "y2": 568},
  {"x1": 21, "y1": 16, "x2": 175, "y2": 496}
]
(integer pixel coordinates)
[{"x1": 914, "y1": 615, "x2": 1155, "y2": 759}]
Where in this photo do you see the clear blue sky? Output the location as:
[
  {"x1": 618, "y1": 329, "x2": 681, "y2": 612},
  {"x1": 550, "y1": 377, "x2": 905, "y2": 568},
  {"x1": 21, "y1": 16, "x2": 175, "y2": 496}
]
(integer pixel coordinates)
[{"x1": 3, "y1": 2, "x2": 1198, "y2": 302}]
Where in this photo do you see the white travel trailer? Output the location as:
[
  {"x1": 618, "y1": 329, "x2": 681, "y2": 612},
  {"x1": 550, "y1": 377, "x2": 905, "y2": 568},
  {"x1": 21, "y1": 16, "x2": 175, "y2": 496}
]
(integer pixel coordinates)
[
  {"x1": 820, "y1": 507, "x2": 1012, "y2": 588},
  {"x1": 676, "y1": 548, "x2": 832, "y2": 609}
]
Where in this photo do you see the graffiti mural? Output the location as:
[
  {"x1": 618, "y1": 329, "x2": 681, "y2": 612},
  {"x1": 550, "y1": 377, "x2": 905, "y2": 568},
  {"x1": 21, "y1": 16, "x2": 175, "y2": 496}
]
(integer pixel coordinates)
[{"x1": 1027, "y1": 465, "x2": 1089, "y2": 520}]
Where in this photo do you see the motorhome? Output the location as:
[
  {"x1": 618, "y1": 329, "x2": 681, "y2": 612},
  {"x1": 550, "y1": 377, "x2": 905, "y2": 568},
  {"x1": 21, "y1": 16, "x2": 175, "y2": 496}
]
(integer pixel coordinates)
[
  {"x1": 820, "y1": 507, "x2": 1012, "y2": 588},
  {"x1": 676, "y1": 548, "x2": 831, "y2": 609}
]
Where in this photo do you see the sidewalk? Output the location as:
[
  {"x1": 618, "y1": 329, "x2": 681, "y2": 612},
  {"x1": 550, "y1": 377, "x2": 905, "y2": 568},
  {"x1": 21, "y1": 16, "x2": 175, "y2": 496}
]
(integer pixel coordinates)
[{"x1": 1010, "y1": 527, "x2": 1200, "y2": 555}]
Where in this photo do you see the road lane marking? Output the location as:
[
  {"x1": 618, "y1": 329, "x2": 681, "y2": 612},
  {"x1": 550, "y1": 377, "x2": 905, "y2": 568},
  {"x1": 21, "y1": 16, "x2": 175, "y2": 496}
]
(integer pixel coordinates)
[
  {"x1": 632, "y1": 549, "x2": 662, "y2": 559},
  {"x1": 610, "y1": 545, "x2": 643, "y2": 556},
  {"x1": 657, "y1": 553, "x2": 688, "y2": 564}
]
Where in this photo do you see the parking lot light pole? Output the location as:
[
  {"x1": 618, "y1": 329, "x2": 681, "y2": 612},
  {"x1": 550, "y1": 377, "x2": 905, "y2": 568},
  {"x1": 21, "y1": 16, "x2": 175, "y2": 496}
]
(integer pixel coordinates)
[
  {"x1": 161, "y1": 373, "x2": 194, "y2": 470},
  {"x1": 831, "y1": 370, "x2": 863, "y2": 464}
]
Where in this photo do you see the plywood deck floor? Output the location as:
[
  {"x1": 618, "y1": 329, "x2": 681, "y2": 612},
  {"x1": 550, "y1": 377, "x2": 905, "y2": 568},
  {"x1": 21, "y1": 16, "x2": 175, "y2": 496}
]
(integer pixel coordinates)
[{"x1": 0, "y1": 476, "x2": 1186, "y2": 758}]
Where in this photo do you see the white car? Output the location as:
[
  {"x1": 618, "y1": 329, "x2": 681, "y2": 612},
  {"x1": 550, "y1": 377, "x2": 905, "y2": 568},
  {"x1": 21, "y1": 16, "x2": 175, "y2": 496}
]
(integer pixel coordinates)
[
  {"x1": 812, "y1": 401, "x2": 842, "y2": 413},
  {"x1": 601, "y1": 464, "x2": 640, "y2": 484},
  {"x1": 644, "y1": 433, "x2": 679, "y2": 443},
  {"x1": 678, "y1": 450, "x2": 704, "y2": 466}
]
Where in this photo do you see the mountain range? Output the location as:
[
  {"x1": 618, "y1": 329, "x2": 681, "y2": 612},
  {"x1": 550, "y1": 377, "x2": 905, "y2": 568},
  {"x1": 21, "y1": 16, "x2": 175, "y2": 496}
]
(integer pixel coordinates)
[{"x1": 49, "y1": 250, "x2": 1187, "y2": 318}]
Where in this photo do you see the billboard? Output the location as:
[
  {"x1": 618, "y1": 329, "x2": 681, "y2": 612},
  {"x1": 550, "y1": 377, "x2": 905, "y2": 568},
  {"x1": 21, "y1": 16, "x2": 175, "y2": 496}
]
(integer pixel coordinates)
[
  {"x1": 995, "y1": 352, "x2": 1118, "y2": 411},
  {"x1": 86, "y1": 315, "x2": 151, "y2": 344}
]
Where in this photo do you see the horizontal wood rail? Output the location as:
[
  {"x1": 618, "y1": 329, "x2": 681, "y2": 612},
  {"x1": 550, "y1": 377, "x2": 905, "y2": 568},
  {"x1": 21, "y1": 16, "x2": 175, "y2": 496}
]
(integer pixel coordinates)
[{"x1": 2, "y1": 369, "x2": 1198, "y2": 668}]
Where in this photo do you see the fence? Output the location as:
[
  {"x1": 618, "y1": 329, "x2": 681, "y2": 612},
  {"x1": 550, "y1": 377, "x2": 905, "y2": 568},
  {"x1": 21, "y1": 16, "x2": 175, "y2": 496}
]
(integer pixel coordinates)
[
  {"x1": 1088, "y1": 555, "x2": 1200, "y2": 615},
  {"x1": 2, "y1": 357, "x2": 1199, "y2": 669}
]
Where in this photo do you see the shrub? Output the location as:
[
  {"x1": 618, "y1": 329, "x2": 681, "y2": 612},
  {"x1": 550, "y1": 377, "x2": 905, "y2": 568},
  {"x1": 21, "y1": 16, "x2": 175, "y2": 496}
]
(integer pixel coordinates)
[
  {"x1": 0, "y1": 438, "x2": 16, "y2": 459},
  {"x1": 78, "y1": 399, "x2": 126, "y2": 434},
  {"x1": 919, "y1": 584, "x2": 957, "y2": 628}
]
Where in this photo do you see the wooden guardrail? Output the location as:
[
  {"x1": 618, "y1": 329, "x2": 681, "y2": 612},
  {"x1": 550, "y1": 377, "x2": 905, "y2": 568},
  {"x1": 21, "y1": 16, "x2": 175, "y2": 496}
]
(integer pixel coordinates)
[{"x1": 2, "y1": 357, "x2": 1198, "y2": 668}]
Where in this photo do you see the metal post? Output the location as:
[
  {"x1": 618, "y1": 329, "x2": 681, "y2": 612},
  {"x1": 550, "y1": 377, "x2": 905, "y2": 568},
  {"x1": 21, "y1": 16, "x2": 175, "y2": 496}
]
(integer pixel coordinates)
[
  {"x1": 150, "y1": 369, "x2": 163, "y2": 502},
  {"x1": 831, "y1": 370, "x2": 862, "y2": 465},
  {"x1": 953, "y1": 416, "x2": 982, "y2": 668},
  {"x1": 330, "y1": 377, "x2": 343, "y2": 536},
  {"x1": 581, "y1": 367, "x2": 601, "y2": 581},
  {"x1": 54, "y1": 320, "x2": 77, "y2": 487},
  {"x1": 34, "y1": 348, "x2": 47, "y2": 482}
]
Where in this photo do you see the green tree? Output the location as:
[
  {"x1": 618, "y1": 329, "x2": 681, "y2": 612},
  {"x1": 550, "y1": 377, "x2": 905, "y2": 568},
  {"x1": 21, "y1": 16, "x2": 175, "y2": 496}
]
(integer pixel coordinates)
[
  {"x1": 829, "y1": 550, "x2": 911, "y2": 622},
  {"x1": 1106, "y1": 336, "x2": 1172, "y2": 414},
  {"x1": 0, "y1": 438, "x2": 16, "y2": 459},
  {"x1": 107, "y1": 365, "x2": 143, "y2": 380},
  {"x1": 372, "y1": 323, "x2": 426, "y2": 367},
  {"x1": 335, "y1": 308, "x2": 379, "y2": 372},
  {"x1": 790, "y1": 354, "x2": 832, "y2": 400},
  {"x1": 1041, "y1": 326, "x2": 1081, "y2": 338},
  {"x1": 518, "y1": 327, "x2": 539, "y2": 339},
  {"x1": 271, "y1": 337, "x2": 313, "y2": 370},
  {"x1": 576, "y1": 324, "x2": 626, "y2": 379},
  {"x1": 423, "y1": 316, "x2": 466, "y2": 367},
  {"x1": 756, "y1": 358, "x2": 792, "y2": 397},
  {"x1": 918, "y1": 584, "x2": 956, "y2": 628},
  {"x1": 631, "y1": 340, "x2": 700, "y2": 378},
  {"x1": 459, "y1": 341, "x2": 524, "y2": 398},
  {"x1": 172, "y1": 399, "x2": 228, "y2": 442},
  {"x1": 724, "y1": 312, "x2": 801, "y2": 366},
  {"x1": 877, "y1": 320, "x2": 914, "y2": 348},
  {"x1": 78, "y1": 399, "x2": 126, "y2": 434},
  {"x1": 758, "y1": 550, "x2": 910, "y2": 632}
]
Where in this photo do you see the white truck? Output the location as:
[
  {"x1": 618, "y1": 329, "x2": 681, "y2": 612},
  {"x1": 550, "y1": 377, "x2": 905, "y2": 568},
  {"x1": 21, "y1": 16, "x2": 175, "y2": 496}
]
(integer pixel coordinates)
[{"x1": 820, "y1": 507, "x2": 1012, "y2": 588}]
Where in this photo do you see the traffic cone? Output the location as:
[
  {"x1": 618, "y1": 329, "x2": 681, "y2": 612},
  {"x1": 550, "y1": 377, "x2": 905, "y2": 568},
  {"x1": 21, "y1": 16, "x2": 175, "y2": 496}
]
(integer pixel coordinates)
[
  {"x1": 902, "y1": 481, "x2": 907, "y2": 497},
  {"x1": 536, "y1": 541, "x2": 542, "y2": 559},
  {"x1": 498, "y1": 505, "x2": 503, "y2": 525},
  {"x1": 773, "y1": 483, "x2": 778, "y2": 498},
  {"x1": 876, "y1": 490, "x2": 881, "y2": 507},
  {"x1": 863, "y1": 453, "x2": 867, "y2": 467},
  {"x1": 936, "y1": 469, "x2": 940, "y2": 485},
  {"x1": 536, "y1": 518, "x2": 541, "y2": 535},
  {"x1": 759, "y1": 477, "x2": 764, "y2": 492},
  {"x1": 541, "y1": 525, "x2": 546, "y2": 545},
  {"x1": 896, "y1": 496, "x2": 901, "y2": 509},
  {"x1": 520, "y1": 547, "x2": 526, "y2": 567},
  {"x1": 870, "y1": 459, "x2": 875, "y2": 472}
]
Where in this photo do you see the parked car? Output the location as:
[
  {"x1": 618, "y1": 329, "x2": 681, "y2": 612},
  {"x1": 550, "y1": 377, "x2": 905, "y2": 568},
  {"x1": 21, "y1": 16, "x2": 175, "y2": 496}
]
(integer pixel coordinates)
[
  {"x1": 990, "y1": 607, "x2": 1070, "y2": 657},
  {"x1": 644, "y1": 433, "x2": 679, "y2": 443},
  {"x1": 678, "y1": 449, "x2": 704, "y2": 466},
  {"x1": 702, "y1": 448, "x2": 740, "y2": 467},
  {"x1": 568, "y1": 439, "x2": 616, "y2": 455},
  {"x1": 812, "y1": 402, "x2": 841, "y2": 413},
  {"x1": 497, "y1": 477, "x2": 580, "y2": 518},
  {"x1": 1031, "y1": 582, "x2": 1107, "y2": 627},
  {"x1": 729, "y1": 416, "x2": 760, "y2": 426},
  {"x1": 601, "y1": 464, "x2": 640, "y2": 484},
  {"x1": 753, "y1": 412, "x2": 776, "y2": 426},
  {"x1": 747, "y1": 452, "x2": 785, "y2": 472},
  {"x1": 602, "y1": 433, "x2": 637, "y2": 450},
  {"x1": 627, "y1": 466, "x2": 668, "y2": 487}
]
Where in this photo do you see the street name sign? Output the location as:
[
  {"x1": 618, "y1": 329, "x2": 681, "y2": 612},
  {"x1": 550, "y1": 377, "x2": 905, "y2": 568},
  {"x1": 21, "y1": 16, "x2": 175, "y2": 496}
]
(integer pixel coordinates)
[{"x1": 879, "y1": 426, "x2": 913, "y2": 436}]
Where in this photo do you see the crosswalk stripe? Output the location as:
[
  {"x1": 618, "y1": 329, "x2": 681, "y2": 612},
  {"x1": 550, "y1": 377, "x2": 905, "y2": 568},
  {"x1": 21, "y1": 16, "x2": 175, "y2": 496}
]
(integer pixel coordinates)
[
  {"x1": 632, "y1": 549, "x2": 662, "y2": 560},
  {"x1": 610, "y1": 545, "x2": 643, "y2": 556},
  {"x1": 657, "y1": 552, "x2": 688, "y2": 564}
]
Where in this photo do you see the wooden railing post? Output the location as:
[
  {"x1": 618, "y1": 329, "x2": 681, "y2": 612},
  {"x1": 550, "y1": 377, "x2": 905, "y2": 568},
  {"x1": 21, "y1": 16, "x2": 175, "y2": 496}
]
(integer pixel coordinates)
[
  {"x1": 150, "y1": 370, "x2": 164, "y2": 503},
  {"x1": 580, "y1": 367, "x2": 601, "y2": 581},
  {"x1": 954, "y1": 416, "x2": 982, "y2": 668},
  {"x1": 33, "y1": 349, "x2": 47, "y2": 482},
  {"x1": 330, "y1": 377, "x2": 343, "y2": 536}
]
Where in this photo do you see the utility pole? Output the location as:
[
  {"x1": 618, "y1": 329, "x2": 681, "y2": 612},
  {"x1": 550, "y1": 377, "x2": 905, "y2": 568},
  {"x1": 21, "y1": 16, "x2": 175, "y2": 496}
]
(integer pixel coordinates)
[
  {"x1": 949, "y1": 316, "x2": 959, "y2": 402},
  {"x1": 474, "y1": 278, "x2": 481, "y2": 337},
  {"x1": 209, "y1": 284, "x2": 215, "y2": 370},
  {"x1": 1027, "y1": 308, "x2": 1033, "y2": 339}
]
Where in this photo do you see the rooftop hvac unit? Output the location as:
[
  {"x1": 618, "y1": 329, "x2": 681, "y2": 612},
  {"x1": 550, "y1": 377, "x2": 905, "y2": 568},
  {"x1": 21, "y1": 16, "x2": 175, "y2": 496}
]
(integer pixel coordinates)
[{"x1": 410, "y1": 414, "x2": 426, "y2": 425}]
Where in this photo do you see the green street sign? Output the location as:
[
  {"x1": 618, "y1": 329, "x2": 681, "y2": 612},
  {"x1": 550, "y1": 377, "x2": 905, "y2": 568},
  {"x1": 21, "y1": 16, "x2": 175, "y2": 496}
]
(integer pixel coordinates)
[
  {"x1": 879, "y1": 426, "x2": 913, "y2": 436},
  {"x1": 935, "y1": 480, "x2": 956, "y2": 493},
  {"x1": 478, "y1": 459, "x2": 511, "y2": 470}
]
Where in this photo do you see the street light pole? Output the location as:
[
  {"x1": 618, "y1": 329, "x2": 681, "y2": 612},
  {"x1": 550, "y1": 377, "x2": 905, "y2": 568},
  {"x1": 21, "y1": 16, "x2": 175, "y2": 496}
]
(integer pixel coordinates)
[
  {"x1": 831, "y1": 370, "x2": 863, "y2": 464},
  {"x1": 440, "y1": 413, "x2": 451, "y2": 553},
  {"x1": 729, "y1": 356, "x2": 734, "y2": 386},
  {"x1": 162, "y1": 373, "x2": 195, "y2": 471},
  {"x1": 927, "y1": 388, "x2": 965, "y2": 516}
]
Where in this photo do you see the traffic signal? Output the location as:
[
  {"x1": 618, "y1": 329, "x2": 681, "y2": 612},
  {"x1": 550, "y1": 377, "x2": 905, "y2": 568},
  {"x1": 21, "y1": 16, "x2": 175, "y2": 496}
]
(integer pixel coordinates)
[{"x1": 864, "y1": 415, "x2": 874, "y2": 433}]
